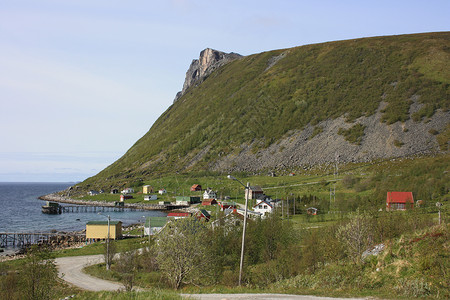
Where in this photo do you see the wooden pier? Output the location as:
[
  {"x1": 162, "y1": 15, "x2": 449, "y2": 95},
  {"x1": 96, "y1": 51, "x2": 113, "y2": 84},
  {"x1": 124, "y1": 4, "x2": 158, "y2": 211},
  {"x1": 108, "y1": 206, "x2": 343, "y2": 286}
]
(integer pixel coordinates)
[
  {"x1": 59, "y1": 205, "x2": 139, "y2": 213},
  {"x1": 49, "y1": 204, "x2": 187, "y2": 213},
  {"x1": 0, "y1": 232, "x2": 85, "y2": 248}
]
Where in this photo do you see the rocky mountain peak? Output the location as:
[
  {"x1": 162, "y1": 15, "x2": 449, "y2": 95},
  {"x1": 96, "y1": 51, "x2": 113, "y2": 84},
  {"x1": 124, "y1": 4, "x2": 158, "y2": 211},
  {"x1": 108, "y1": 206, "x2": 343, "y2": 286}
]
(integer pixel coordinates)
[{"x1": 174, "y1": 48, "x2": 242, "y2": 102}]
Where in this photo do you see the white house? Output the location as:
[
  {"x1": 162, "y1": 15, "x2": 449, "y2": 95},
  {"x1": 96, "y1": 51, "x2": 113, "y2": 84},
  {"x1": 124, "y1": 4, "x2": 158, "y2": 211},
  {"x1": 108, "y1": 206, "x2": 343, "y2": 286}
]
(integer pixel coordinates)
[
  {"x1": 203, "y1": 189, "x2": 217, "y2": 200},
  {"x1": 253, "y1": 199, "x2": 274, "y2": 217},
  {"x1": 121, "y1": 188, "x2": 134, "y2": 194},
  {"x1": 158, "y1": 189, "x2": 167, "y2": 195},
  {"x1": 144, "y1": 194, "x2": 157, "y2": 201},
  {"x1": 88, "y1": 190, "x2": 99, "y2": 196}
]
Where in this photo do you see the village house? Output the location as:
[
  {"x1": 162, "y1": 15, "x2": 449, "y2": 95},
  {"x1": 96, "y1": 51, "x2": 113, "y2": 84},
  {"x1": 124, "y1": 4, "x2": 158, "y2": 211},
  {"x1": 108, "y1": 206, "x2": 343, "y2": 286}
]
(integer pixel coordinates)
[
  {"x1": 144, "y1": 194, "x2": 157, "y2": 201},
  {"x1": 121, "y1": 188, "x2": 134, "y2": 194},
  {"x1": 211, "y1": 210, "x2": 243, "y2": 232},
  {"x1": 142, "y1": 185, "x2": 153, "y2": 194},
  {"x1": 202, "y1": 199, "x2": 218, "y2": 206},
  {"x1": 110, "y1": 189, "x2": 119, "y2": 194},
  {"x1": 219, "y1": 201, "x2": 237, "y2": 211},
  {"x1": 386, "y1": 192, "x2": 414, "y2": 211},
  {"x1": 245, "y1": 186, "x2": 264, "y2": 200},
  {"x1": 176, "y1": 196, "x2": 201, "y2": 205},
  {"x1": 88, "y1": 190, "x2": 99, "y2": 196},
  {"x1": 253, "y1": 198, "x2": 274, "y2": 217},
  {"x1": 86, "y1": 220, "x2": 122, "y2": 241},
  {"x1": 158, "y1": 188, "x2": 167, "y2": 195},
  {"x1": 144, "y1": 216, "x2": 167, "y2": 235},
  {"x1": 203, "y1": 188, "x2": 217, "y2": 200},
  {"x1": 190, "y1": 184, "x2": 202, "y2": 191}
]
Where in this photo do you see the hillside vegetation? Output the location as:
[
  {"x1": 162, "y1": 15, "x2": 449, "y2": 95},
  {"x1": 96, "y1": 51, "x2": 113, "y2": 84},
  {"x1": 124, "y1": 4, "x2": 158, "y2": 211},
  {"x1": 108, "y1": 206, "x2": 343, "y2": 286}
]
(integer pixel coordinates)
[{"x1": 82, "y1": 32, "x2": 449, "y2": 188}]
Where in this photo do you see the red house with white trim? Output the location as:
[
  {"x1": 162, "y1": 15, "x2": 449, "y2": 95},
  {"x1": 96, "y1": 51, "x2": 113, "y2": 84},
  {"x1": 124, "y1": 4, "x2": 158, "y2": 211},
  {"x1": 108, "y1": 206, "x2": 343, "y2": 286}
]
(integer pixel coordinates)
[{"x1": 386, "y1": 192, "x2": 414, "y2": 211}]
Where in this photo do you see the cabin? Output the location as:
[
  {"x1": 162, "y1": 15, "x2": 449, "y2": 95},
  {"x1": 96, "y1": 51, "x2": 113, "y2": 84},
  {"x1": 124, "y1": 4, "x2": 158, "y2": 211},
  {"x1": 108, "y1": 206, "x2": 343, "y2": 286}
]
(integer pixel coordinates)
[
  {"x1": 142, "y1": 185, "x2": 153, "y2": 194},
  {"x1": 144, "y1": 194, "x2": 157, "y2": 201},
  {"x1": 196, "y1": 209, "x2": 211, "y2": 222},
  {"x1": 144, "y1": 217, "x2": 167, "y2": 235},
  {"x1": 386, "y1": 192, "x2": 414, "y2": 211},
  {"x1": 245, "y1": 186, "x2": 264, "y2": 200},
  {"x1": 86, "y1": 221, "x2": 122, "y2": 240},
  {"x1": 121, "y1": 188, "x2": 134, "y2": 194},
  {"x1": 110, "y1": 189, "x2": 119, "y2": 194},
  {"x1": 203, "y1": 189, "x2": 217, "y2": 200},
  {"x1": 167, "y1": 212, "x2": 190, "y2": 219},
  {"x1": 120, "y1": 194, "x2": 133, "y2": 201},
  {"x1": 202, "y1": 199, "x2": 218, "y2": 206},
  {"x1": 191, "y1": 184, "x2": 202, "y2": 191},
  {"x1": 158, "y1": 189, "x2": 167, "y2": 195}
]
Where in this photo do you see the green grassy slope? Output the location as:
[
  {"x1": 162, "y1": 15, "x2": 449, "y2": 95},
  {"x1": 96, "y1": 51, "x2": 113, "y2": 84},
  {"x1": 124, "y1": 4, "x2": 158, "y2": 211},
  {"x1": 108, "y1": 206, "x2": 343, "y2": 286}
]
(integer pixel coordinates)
[{"x1": 84, "y1": 32, "x2": 449, "y2": 187}]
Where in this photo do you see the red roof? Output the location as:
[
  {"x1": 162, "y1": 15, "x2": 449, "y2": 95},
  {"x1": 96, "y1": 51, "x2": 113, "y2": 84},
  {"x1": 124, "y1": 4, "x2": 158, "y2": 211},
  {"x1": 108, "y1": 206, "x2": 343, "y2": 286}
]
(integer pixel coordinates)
[
  {"x1": 386, "y1": 192, "x2": 414, "y2": 204},
  {"x1": 167, "y1": 212, "x2": 190, "y2": 217},
  {"x1": 191, "y1": 184, "x2": 202, "y2": 191}
]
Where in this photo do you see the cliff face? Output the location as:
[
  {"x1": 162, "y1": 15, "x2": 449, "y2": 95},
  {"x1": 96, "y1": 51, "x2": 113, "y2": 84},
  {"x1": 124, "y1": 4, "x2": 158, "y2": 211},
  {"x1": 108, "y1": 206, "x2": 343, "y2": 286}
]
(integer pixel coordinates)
[{"x1": 174, "y1": 48, "x2": 242, "y2": 102}]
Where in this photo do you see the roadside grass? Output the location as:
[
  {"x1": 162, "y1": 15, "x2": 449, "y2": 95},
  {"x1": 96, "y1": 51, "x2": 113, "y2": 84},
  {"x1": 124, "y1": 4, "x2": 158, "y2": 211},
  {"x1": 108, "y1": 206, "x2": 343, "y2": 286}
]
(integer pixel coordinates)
[
  {"x1": 54, "y1": 237, "x2": 147, "y2": 258},
  {"x1": 75, "y1": 290, "x2": 183, "y2": 300}
]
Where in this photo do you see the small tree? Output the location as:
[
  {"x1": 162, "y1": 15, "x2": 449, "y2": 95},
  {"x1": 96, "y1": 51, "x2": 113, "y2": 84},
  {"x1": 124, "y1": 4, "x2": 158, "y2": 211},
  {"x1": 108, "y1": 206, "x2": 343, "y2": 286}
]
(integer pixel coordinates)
[
  {"x1": 154, "y1": 217, "x2": 212, "y2": 289},
  {"x1": 20, "y1": 246, "x2": 58, "y2": 300},
  {"x1": 115, "y1": 249, "x2": 139, "y2": 291},
  {"x1": 336, "y1": 209, "x2": 373, "y2": 264}
]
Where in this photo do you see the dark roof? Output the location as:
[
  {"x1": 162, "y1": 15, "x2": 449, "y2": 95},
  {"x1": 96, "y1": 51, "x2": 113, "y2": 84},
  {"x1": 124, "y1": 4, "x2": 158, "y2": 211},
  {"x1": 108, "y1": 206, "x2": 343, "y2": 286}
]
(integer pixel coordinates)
[
  {"x1": 199, "y1": 209, "x2": 211, "y2": 218},
  {"x1": 86, "y1": 221, "x2": 122, "y2": 225},
  {"x1": 249, "y1": 186, "x2": 263, "y2": 192}
]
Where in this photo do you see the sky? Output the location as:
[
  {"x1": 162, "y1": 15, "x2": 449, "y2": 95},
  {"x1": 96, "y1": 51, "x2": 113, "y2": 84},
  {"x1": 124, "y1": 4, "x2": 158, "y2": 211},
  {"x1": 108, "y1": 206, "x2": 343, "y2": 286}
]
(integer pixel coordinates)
[{"x1": 0, "y1": 0, "x2": 448, "y2": 182}]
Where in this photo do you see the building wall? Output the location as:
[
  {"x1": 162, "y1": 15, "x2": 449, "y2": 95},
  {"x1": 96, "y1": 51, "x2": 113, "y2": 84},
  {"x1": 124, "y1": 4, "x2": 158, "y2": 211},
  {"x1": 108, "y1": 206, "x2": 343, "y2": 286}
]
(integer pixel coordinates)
[{"x1": 86, "y1": 223, "x2": 122, "y2": 239}]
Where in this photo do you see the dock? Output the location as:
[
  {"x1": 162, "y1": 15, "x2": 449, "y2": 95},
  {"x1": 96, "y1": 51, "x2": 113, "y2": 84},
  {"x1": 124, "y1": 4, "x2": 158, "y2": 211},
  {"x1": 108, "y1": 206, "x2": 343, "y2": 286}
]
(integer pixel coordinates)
[{"x1": 0, "y1": 232, "x2": 85, "y2": 248}]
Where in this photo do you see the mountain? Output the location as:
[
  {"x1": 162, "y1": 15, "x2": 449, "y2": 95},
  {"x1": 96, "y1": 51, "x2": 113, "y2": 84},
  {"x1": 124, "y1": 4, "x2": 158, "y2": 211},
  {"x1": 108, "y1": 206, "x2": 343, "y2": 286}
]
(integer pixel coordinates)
[{"x1": 83, "y1": 32, "x2": 449, "y2": 188}]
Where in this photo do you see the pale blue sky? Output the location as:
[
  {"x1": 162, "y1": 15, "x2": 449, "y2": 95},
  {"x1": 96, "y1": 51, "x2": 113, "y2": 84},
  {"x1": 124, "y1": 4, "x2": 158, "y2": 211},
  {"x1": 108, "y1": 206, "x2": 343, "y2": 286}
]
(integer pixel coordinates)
[{"x1": 0, "y1": 0, "x2": 448, "y2": 182}]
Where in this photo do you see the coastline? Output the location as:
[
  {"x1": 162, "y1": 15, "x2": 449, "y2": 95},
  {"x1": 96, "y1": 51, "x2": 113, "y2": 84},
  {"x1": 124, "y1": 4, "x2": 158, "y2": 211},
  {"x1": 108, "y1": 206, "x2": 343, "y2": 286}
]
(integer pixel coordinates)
[{"x1": 39, "y1": 193, "x2": 194, "y2": 212}]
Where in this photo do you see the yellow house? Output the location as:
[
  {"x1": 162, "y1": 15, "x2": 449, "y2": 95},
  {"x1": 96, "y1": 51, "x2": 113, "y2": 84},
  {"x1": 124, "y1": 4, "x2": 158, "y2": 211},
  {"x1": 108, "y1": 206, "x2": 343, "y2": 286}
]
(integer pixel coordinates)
[
  {"x1": 142, "y1": 185, "x2": 153, "y2": 194},
  {"x1": 86, "y1": 221, "x2": 122, "y2": 240}
]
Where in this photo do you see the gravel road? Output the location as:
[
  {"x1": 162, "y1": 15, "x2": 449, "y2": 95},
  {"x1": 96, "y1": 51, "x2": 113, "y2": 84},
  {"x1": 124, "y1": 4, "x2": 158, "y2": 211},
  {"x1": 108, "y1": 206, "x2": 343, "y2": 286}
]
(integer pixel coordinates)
[{"x1": 55, "y1": 254, "x2": 124, "y2": 291}]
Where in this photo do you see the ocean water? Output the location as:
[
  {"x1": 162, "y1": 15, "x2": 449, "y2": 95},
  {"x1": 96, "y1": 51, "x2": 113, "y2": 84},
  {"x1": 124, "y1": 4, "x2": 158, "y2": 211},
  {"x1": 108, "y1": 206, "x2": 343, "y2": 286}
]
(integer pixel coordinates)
[{"x1": 0, "y1": 182, "x2": 167, "y2": 233}]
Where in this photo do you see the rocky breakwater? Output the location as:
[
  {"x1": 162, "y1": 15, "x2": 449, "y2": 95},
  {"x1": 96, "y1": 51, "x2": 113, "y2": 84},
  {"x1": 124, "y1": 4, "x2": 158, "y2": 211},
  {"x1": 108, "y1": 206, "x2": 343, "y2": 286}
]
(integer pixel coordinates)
[{"x1": 174, "y1": 48, "x2": 242, "y2": 102}]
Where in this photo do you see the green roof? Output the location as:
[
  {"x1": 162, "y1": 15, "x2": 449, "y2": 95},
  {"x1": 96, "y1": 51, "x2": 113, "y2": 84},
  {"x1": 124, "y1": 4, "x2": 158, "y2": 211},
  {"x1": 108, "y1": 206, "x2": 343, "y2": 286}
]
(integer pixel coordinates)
[
  {"x1": 145, "y1": 217, "x2": 167, "y2": 228},
  {"x1": 86, "y1": 221, "x2": 122, "y2": 225}
]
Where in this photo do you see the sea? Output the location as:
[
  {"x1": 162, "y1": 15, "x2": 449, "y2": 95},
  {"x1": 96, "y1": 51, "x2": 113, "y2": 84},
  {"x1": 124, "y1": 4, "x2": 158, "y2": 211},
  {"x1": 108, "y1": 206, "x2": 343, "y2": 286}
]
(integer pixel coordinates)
[{"x1": 0, "y1": 182, "x2": 167, "y2": 234}]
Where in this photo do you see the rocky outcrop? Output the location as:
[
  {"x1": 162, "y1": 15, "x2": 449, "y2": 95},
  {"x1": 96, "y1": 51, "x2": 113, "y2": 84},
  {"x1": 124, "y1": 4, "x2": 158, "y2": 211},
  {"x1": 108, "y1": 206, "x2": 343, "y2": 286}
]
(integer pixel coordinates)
[{"x1": 174, "y1": 48, "x2": 242, "y2": 102}]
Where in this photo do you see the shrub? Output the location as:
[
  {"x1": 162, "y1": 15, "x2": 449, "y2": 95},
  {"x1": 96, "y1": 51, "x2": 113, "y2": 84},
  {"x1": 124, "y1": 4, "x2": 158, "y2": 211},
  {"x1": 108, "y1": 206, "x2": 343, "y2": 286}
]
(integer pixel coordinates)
[
  {"x1": 338, "y1": 124, "x2": 366, "y2": 145},
  {"x1": 393, "y1": 139, "x2": 404, "y2": 147}
]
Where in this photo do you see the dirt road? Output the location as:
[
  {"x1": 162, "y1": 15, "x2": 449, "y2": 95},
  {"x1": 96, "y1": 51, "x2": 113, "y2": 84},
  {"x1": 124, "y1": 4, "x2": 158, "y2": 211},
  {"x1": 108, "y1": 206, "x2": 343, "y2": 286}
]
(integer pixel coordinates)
[{"x1": 55, "y1": 254, "x2": 124, "y2": 291}]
